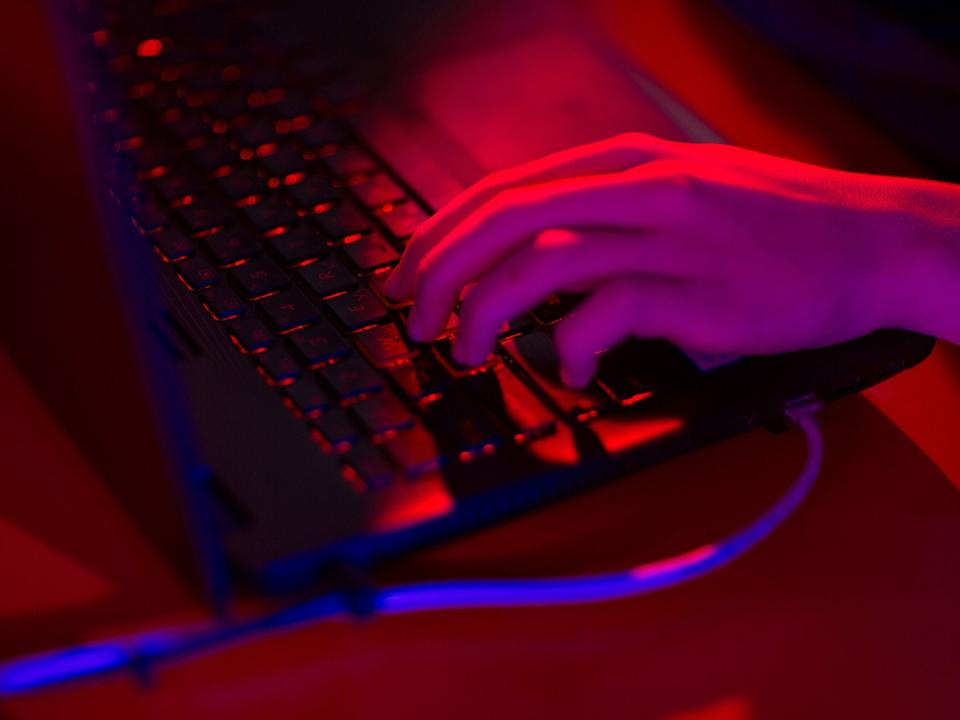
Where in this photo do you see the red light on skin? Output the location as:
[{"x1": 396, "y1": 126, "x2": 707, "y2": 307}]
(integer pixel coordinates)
[{"x1": 137, "y1": 38, "x2": 164, "y2": 58}]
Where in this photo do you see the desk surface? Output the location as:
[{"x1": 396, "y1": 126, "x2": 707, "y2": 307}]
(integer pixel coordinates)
[{"x1": 3, "y1": 1, "x2": 959, "y2": 718}]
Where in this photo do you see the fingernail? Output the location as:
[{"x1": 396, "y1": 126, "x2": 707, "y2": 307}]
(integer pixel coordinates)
[{"x1": 406, "y1": 308, "x2": 428, "y2": 342}]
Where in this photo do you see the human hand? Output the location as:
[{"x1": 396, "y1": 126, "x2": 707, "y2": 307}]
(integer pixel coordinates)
[{"x1": 384, "y1": 132, "x2": 959, "y2": 386}]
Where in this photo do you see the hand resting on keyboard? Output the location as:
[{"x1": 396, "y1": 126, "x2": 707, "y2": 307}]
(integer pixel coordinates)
[{"x1": 385, "y1": 132, "x2": 960, "y2": 387}]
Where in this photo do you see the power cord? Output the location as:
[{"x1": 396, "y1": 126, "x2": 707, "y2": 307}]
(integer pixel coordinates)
[{"x1": 0, "y1": 399, "x2": 823, "y2": 695}]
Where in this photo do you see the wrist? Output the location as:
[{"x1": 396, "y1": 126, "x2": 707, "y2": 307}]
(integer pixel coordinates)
[{"x1": 873, "y1": 177, "x2": 960, "y2": 343}]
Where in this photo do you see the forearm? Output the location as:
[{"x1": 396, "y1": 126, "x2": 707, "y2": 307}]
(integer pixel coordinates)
[{"x1": 881, "y1": 177, "x2": 960, "y2": 345}]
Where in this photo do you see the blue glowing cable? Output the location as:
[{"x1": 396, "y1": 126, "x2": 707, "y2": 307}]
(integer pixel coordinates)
[{"x1": 0, "y1": 406, "x2": 822, "y2": 696}]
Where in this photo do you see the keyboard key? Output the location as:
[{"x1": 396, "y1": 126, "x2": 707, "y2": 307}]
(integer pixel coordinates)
[
  {"x1": 531, "y1": 293, "x2": 580, "y2": 325},
  {"x1": 255, "y1": 346, "x2": 302, "y2": 386},
  {"x1": 175, "y1": 196, "x2": 236, "y2": 235},
  {"x1": 286, "y1": 176, "x2": 341, "y2": 210},
  {"x1": 153, "y1": 228, "x2": 196, "y2": 262},
  {"x1": 258, "y1": 288, "x2": 321, "y2": 333},
  {"x1": 432, "y1": 337, "x2": 494, "y2": 376},
  {"x1": 202, "y1": 228, "x2": 261, "y2": 266},
  {"x1": 312, "y1": 201, "x2": 371, "y2": 239},
  {"x1": 322, "y1": 144, "x2": 377, "y2": 177},
  {"x1": 260, "y1": 147, "x2": 308, "y2": 179},
  {"x1": 376, "y1": 201, "x2": 429, "y2": 240},
  {"x1": 343, "y1": 442, "x2": 394, "y2": 490},
  {"x1": 226, "y1": 314, "x2": 274, "y2": 354},
  {"x1": 369, "y1": 272, "x2": 412, "y2": 309},
  {"x1": 595, "y1": 340, "x2": 692, "y2": 405},
  {"x1": 164, "y1": 111, "x2": 208, "y2": 143},
  {"x1": 355, "y1": 323, "x2": 417, "y2": 368},
  {"x1": 176, "y1": 255, "x2": 219, "y2": 290},
  {"x1": 341, "y1": 231, "x2": 400, "y2": 272},
  {"x1": 229, "y1": 257, "x2": 290, "y2": 299},
  {"x1": 500, "y1": 330, "x2": 608, "y2": 422},
  {"x1": 149, "y1": 169, "x2": 204, "y2": 202},
  {"x1": 285, "y1": 376, "x2": 331, "y2": 416},
  {"x1": 348, "y1": 171, "x2": 405, "y2": 207},
  {"x1": 500, "y1": 312, "x2": 535, "y2": 337},
  {"x1": 295, "y1": 119, "x2": 345, "y2": 149},
  {"x1": 267, "y1": 224, "x2": 328, "y2": 265},
  {"x1": 191, "y1": 137, "x2": 239, "y2": 172},
  {"x1": 289, "y1": 319, "x2": 351, "y2": 367},
  {"x1": 209, "y1": 92, "x2": 249, "y2": 123},
  {"x1": 388, "y1": 353, "x2": 452, "y2": 402},
  {"x1": 241, "y1": 194, "x2": 298, "y2": 233},
  {"x1": 326, "y1": 286, "x2": 387, "y2": 331},
  {"x1": 474, "y1": 361, "x2": 557, "y2": 443},
  {"x1": 422, "y1": 393, "x2": 504, "y2": 459},
  {"x1": 233, "y1": 117, "x2": 279, "y2": 150},
  {"x1": 200, "y1": 284, "x2": 246, "y2": 321},
  {"x1": 383, "y1": 424, "x2": 444, "y2": 478},
  {"x1": 216, "y1": 165, "x2": 267, "y2": 200},
  {"x1": 126, "y1": 142, "x2": 172, "y2": 174},
  {"x1": 319, "y1": 355, "x2": 383, "y2": 399},
  {"x1": 312, "y1": 408, "x2": 360, "y2": 449},
  {"x1": 351, "y1": 392, "x2": 415, "y2": 436},
  {"x1": 130, "y1": 199, "x2": 170, "y2": 233},
  {"x1": 297, "y1": 255, "x2": 357, "y2": 299},
  {"x1": 270, "y1": 94, "x2": 312, "y2": 121}
]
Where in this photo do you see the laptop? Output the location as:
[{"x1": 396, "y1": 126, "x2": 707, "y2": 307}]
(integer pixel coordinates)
[{"x1": 4, "y1": 0, "x2": 934, "y2": 607}]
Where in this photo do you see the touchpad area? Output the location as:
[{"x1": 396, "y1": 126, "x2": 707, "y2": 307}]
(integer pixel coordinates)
[{"x1": 410, "y1": 23, "x2": 692, "y2": 176}]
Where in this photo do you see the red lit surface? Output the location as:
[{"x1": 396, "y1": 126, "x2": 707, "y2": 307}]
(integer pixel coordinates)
[
  {"x1": 136, "y1": 38, "x2": 163, "y2": 58},
  {"x1": 3, "y1": 1, "x2": 959, "y2": 718}
]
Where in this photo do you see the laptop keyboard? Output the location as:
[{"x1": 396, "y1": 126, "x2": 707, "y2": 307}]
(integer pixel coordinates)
[{"x1": 82, "y1": 1, "x2": 703, "y2": 493}]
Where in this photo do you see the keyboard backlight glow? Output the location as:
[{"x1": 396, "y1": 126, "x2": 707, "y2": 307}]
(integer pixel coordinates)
[{"x1": 136, "y1": 38, "x2": 163, "y2": 58}]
